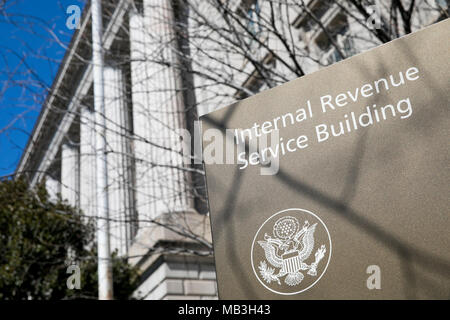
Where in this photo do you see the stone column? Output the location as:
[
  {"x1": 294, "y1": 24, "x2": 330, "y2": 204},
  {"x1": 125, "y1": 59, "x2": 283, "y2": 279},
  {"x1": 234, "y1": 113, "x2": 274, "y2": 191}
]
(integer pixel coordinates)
[
  {"x1": 79, "y1": 105, "x2": 97, "y2": 220},
  {"x1": 45, "y1": 175, "x2": 60, "y2": 203},
  {"x1": 103, "y1": 64, "x2": 133, "y2": 255},
  {"x1": 60, "y1": 142, "x2": 80, "y2": 207},
  {"x1": 129, "y1": 0, "x2": 192, "y2": 226}
]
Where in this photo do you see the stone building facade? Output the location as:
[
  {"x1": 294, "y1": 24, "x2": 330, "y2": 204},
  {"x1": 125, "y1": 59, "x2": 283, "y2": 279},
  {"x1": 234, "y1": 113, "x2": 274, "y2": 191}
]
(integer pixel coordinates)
[{"x1": 15, "y1": 0, "x2": 447, "y2": 299}]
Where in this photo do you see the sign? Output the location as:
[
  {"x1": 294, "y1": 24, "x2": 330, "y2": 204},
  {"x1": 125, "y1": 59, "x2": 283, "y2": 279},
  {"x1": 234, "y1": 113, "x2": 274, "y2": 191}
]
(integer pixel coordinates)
[{"x1": 201, "y1": 19, "x2": 450, "y2": 299}]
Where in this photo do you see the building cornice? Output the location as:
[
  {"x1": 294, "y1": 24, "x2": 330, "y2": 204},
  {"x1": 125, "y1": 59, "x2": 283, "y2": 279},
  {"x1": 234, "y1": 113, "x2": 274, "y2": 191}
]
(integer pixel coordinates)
[{"x1": 16, "y1": 0, "x2": 131, "y2": 185}]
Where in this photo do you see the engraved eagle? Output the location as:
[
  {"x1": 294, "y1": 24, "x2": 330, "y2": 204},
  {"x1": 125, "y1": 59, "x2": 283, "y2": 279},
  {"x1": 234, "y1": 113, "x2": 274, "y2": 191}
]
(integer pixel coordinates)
[
  {"x1": 256, "y1": 217, "x2": 326, "y2": 286},
  {"x1": 258, "y1": 221, "x2": 317, "y2": 267}
]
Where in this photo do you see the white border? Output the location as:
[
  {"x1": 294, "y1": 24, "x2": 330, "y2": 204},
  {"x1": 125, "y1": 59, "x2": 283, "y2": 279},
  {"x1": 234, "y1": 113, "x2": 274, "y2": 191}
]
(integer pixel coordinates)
[{"x1": 250, "y1": 208, "x2": 332, "y2": 295}]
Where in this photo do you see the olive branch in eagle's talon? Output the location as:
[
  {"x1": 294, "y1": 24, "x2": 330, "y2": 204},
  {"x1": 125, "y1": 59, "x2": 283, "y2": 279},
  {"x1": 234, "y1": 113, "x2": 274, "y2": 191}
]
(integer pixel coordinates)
[{"x1": 258, "y1": 260, "x2": 281, "y2": 285}]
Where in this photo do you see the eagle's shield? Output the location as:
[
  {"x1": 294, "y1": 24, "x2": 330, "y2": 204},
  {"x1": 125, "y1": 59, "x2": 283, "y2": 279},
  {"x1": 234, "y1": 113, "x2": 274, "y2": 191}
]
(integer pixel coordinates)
[{"x1": 281, "y1": 250, "x2": 301, "y2": 274}]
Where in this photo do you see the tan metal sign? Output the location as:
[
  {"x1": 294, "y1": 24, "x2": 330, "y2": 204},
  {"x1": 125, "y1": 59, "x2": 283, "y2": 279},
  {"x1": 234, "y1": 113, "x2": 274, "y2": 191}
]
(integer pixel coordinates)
[{"x1": 201, "y1": 19, "x2": 450, "y2": 299}]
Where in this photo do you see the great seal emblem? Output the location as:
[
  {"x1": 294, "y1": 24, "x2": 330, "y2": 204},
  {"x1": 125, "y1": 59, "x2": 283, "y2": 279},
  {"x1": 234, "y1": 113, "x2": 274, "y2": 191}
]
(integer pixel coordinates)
[{"x1": 251, "y1": 208, "x2": 332, "y2": 295}]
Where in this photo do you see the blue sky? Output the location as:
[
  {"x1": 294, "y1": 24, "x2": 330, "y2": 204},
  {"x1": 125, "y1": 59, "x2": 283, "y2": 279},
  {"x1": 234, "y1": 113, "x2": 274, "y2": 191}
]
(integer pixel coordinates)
[{"x1": 0, "y1": 0, "x2": 85, "y2": 177}]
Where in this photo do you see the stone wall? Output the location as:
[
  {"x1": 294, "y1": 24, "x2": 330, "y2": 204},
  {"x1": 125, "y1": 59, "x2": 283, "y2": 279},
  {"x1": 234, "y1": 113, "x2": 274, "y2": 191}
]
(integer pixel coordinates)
[{"x1": 135, "y1": 255, "x2": 218, "y2": 300}]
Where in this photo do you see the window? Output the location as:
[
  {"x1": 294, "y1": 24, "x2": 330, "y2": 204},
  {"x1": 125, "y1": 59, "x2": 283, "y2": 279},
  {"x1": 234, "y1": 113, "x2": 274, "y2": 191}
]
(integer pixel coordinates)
[
  {"x1": 246, "y1": 0, "x2": 262, "y2": 37},
  {"x1": 294, "y1": 0, "x2": 333, "y2": 32},
  {"x1": 237, "y1": 0, "x2": 263, "y2": 47},
  {"x1": 313, "y1": 13, "x2": 354, "y2": 64},
  {"x1": 235, "y1": 54, "x2": 275, "y2": 99}
]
